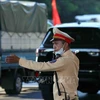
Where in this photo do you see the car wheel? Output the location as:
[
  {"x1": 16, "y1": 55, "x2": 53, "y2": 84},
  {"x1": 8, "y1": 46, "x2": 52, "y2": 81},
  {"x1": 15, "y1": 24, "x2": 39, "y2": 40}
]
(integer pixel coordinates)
[{"x1": 5, "y1": 74, "x2": 22, "y2": 95}]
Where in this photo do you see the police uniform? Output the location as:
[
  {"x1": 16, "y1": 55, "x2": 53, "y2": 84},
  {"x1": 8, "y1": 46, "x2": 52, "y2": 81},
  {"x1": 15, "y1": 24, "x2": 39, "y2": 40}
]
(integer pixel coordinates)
[{"x1": 19, "y1": 28, "x2": 79, "y2": 100}]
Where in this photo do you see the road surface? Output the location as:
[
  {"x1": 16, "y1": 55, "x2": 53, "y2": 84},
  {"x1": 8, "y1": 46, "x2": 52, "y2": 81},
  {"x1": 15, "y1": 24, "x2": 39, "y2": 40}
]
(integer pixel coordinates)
[{"x1": 0, "y1": 82, "x2": 100, "y2": 100}]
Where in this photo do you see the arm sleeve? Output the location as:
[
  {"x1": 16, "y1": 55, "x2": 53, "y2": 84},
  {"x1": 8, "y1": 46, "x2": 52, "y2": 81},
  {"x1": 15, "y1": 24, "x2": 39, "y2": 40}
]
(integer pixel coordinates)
[{"x1": 19, "y1": 57, "x2": 69, "y2": 71}]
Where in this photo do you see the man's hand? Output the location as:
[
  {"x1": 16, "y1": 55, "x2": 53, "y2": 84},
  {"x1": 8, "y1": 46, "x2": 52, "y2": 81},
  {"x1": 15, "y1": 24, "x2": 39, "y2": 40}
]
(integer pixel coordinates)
[{"x1": 6, "y1": 54, "x2": 20, "y2": 63}]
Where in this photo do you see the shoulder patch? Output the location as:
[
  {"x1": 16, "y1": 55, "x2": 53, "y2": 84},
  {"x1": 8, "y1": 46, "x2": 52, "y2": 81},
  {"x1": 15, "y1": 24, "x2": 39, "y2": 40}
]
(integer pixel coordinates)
[{"x1": 49, "y1": 59, "x2": 56, "y2": 63}]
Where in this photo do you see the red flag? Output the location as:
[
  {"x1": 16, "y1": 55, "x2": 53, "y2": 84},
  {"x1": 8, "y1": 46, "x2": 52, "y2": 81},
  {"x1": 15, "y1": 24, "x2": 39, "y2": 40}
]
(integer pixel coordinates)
[{"x1": 52, "y1": 0, "x2": 61, "y2": 25}]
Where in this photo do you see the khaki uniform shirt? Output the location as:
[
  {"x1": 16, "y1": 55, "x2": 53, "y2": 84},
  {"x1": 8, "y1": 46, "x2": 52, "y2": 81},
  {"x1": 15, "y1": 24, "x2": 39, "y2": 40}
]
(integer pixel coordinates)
[{"x1": 19, "y1": 50, "x2": 79, "y2": 100}]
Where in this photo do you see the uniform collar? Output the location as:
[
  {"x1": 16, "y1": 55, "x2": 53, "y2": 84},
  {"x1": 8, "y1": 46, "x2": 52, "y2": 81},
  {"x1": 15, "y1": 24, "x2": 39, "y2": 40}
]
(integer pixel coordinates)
[{"x1": 62, "y1": 49, "x2": 72, "y2": 57}]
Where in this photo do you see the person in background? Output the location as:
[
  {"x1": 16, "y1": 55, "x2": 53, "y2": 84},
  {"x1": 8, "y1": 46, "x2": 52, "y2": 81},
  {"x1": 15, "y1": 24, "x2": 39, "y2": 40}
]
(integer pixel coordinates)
[{"x1": 6, "y1": 28, "x2": 79, "y2": 100}]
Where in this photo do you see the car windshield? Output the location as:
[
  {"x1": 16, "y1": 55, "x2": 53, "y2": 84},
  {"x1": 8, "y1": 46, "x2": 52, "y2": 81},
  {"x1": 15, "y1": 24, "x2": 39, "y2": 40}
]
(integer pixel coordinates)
[{"x1": 43, "y1": 27, "x2": 100, "y2": 48}]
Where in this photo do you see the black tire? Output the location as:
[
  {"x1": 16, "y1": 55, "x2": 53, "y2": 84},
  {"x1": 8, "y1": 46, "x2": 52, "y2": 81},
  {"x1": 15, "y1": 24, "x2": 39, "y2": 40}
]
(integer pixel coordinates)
[{"x1": 5, "y1": 74, "x2": 22, "y2": 95}]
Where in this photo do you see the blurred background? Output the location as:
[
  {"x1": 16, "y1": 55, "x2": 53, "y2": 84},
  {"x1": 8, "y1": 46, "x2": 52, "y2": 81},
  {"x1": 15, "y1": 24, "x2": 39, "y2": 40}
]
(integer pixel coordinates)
[
  {"x1": 14, "y1": 0, "x2": 100, "y2": 23},
  {"x1": 2, "y1": 0, "x2": 100, "y2": 23}
]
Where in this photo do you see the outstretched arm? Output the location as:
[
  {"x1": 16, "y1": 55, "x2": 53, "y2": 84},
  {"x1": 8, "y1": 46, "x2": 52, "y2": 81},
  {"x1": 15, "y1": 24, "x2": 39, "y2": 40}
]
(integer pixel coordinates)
[{"x1": 6, "y1": 54, "x2": 70, "y2": 71}]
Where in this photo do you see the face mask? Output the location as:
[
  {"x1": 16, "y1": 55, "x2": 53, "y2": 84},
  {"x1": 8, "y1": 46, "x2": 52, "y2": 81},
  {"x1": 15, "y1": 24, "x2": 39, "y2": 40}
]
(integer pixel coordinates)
[{"x1": 55, "y1": 47, "x2": 65, "y2": 55}]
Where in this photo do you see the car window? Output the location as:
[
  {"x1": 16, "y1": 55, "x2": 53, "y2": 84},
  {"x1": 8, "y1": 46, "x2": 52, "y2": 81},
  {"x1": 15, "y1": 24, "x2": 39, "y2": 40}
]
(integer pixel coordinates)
[
  {"x1": 59, "y1": 27, "x2": 100, "y2": 48},
  {"x1": 43, "y1": 29, "x2": 53, "y2": 48},
  {"x1": 42, "y1": 27, "x2": 100, "y2": 48}
]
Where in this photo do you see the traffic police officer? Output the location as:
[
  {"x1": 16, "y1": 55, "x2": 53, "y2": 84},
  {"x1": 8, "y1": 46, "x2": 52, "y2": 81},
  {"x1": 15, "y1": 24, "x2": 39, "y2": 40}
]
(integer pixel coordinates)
[{"x1": 6, "y1": 28, "x2": 79, "y2": 100}]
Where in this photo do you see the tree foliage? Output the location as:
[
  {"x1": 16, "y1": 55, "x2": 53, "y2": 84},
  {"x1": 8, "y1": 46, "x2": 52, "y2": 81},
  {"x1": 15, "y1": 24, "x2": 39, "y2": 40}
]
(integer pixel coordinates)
[{"x1": 23, "y1": 0, "x2": 100, "y2": 23}]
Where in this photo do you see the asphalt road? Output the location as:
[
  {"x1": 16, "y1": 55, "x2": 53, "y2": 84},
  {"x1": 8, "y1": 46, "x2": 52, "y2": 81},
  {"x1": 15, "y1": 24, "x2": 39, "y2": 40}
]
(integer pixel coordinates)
[
  {"x1": 0, "y1": 88, "x2": 43, "y2": 100},
  {"x1": 1, "y1": 82, "x2": 100, "y2": 100},
  {"x1": 0, "y1": 82, "x2": 43, "y2": 100}
]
